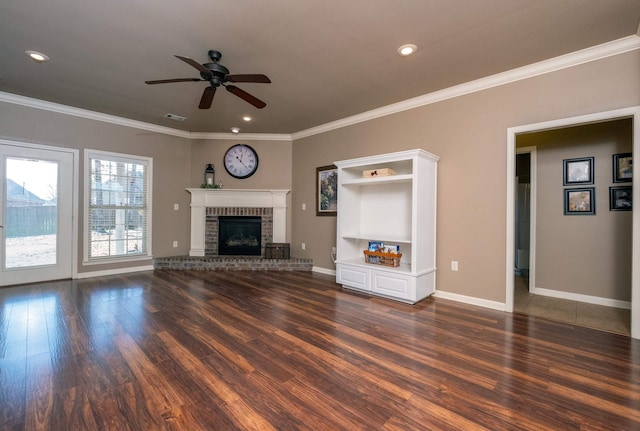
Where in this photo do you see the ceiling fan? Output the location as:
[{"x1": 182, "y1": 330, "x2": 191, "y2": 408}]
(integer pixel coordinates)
[{"x1": 145, "y1": 50, "x2": 271, "y2": 109}]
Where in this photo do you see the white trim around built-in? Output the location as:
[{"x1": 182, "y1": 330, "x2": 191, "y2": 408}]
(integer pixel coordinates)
[{"x1": 506, "y1": 106, "x2": 640, "y2": 339}]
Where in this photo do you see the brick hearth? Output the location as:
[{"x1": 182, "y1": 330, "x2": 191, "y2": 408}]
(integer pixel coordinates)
[{"x1": 153, "y1": 256, "x2": 313, "y2": 271}]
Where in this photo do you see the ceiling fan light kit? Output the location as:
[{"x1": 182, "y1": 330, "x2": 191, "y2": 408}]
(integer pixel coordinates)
[{"x1": 145, "y1": 49, "x2": 271, "y2": 110}]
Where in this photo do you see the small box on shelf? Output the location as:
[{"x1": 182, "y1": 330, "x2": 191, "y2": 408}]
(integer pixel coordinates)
[{"x1": 363, "y1": 168, "x2": 396, "y2": 178}]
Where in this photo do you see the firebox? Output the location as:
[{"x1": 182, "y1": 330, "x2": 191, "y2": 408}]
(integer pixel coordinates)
[{"x1": 218, "y1": 216, "x2": 262, "y2": 255}]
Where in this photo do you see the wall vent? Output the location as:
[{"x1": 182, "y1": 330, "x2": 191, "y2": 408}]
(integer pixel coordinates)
[{"x1": 164, "y1": 113, "x2": 186, "y2": 121}]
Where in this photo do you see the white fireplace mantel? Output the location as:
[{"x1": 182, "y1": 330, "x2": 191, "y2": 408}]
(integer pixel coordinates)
[{"x1": 186, "y1": 188, "x2": 290, "y2": 257}]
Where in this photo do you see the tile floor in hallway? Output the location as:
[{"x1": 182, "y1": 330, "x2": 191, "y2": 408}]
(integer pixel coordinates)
[{"x1": 513, "y1": 276, "x2": 631, "y2": 336}]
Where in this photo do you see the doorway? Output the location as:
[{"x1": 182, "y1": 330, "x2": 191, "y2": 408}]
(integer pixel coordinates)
[
  {"x1": 506, "y1": 107, "x2": 640, "y2": 339},
  {"x1": 0, "y1": 141, "x2": 77, "y2": 286}
]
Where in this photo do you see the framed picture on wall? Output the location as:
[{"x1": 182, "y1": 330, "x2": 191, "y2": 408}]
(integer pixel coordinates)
[
  {"x1": 563, "y1": 157, "x2": 594, "y2": 185},
  {"x1": 609, "y1": 186, "x2": 632, "y2": 211},
  {"x1": 612, "y1": 153, "x2": 632, "y2": 183},
  {"x1": 316, "y1": 165, "x2": 337, "y2": 216},
  {"x1": 564, "y1": 187, "x2": 595, "y2": 215}
]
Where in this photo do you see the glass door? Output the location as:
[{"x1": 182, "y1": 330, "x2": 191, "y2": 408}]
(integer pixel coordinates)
[{"x1": 0, "y1": 143, "x2": 74, "y2": 286}]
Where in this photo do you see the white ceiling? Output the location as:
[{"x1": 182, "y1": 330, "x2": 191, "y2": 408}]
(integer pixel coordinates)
[{"x1": 1, "y1": 1, "x2": 639, "y2": 134}]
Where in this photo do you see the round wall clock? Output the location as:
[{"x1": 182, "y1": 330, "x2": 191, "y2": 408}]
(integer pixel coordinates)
[{"x1": 223, "y1": 144, "x2": 259, "y2": 179}]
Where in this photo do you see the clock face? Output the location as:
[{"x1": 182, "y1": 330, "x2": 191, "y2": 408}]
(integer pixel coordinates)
[{"x1": 224, "y1": 144, "x2": 259, "y2": 179}]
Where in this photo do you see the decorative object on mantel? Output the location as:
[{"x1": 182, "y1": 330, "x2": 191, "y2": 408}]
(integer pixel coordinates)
[
  {"x1": 363, "y1": 168, "x2": 396, "y2": 178},
  {"x1": 202, "y1": 163, "x2": 217, "y2": 188}
]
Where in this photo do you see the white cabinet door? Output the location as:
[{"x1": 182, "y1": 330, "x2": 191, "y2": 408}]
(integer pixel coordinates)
[
  {"x1": 337, "y1": 264, "x2": 370, "y2": 291},
  {"x1": 371, "y1": 270, "x2": 413, "y2": 301}
]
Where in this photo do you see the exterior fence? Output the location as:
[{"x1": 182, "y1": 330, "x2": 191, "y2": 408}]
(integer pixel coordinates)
[{"x1": 5, "y1": 206, "x2": 57, "y2": 238}]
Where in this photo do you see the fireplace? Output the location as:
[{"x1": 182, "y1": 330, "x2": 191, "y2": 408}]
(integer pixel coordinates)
[
  {"x1": 218, "y1": 216, "x2": 262, "y2": 256},
  {"x1": 186, "y1": 189, "x2": 289, "y2": 257}
]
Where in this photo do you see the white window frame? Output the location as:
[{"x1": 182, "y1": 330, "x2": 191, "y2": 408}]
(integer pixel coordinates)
[{"x1": 83, "y1": 149, "x2": 152, "y2": 264}]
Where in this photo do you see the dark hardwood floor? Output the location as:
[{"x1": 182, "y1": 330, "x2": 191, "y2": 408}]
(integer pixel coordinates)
[{"x1": 1, "y1": 270, "x2": 639, "y2": 430}]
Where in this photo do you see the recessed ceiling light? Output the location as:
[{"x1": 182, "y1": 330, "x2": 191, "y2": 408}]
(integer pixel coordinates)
[
  {"x1": 397, "y1": 44, "x2": 417, "y2": 57},
  {"x1": 242, "y1": 116, "x2": 252, "y2": 122},
  {"x1": 25, "y1": 50, "x2": 50, "y2": 63},
  {"x1": 231, "y1": 127, "x2": 241, "y2": 134}
]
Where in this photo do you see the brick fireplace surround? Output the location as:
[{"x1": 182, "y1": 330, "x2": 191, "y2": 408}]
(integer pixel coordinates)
[{"x1": 153, "y1": 189, "x2": 312, "y2": 271}]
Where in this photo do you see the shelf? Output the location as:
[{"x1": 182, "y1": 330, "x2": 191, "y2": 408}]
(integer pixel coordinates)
[
  {"x1": 341, "y1": 234, "x2": 411, "y2": 244},
  {"x1": 337, "y1": 258, "x2": 412, "y2": 274},
  {"x1": 335, "y1": 149, "x2": 438, "y2": 304},
  {"x1": 341, "y1": 174, "x2": 413, "y2": 186}
]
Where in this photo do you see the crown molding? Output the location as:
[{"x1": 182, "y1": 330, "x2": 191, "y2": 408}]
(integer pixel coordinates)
[
  {"x1": 2, "y1": 35, "x2": 639, "y2": 142},
  {"x1": 291, "y1": 35, "x2": 640, "y2": 140},
  {"x1": 190, "y1": 132, "x2": 292, "y2": 141},
  {"x1": 0, "y1": 91, "x2": 292, "y2": 142},
  {"x1": 0, "y1": 91, "x2": 192, "y2": 138}
]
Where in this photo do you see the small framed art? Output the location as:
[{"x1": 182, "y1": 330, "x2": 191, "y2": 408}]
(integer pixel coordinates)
[
  {"x1": 612, "y1": 153, "x2": 632, "y2": 183},
  {"x1": 316, "y1": 164, "x2": 337, "y2": 216},
  {"x1": 563, "y1": 157, "x2": 594, "y2": 185},
  {"x1": 609, "y1": 186, "x2": 632, "y2": 211},
  {"x1": 564, "y1": 187, "x2": 595, "y2": 215}
]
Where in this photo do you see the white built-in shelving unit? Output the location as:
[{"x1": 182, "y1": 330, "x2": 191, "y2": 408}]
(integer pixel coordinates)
[{"x1": 335, "y1": 149, "x2": 439, "y2": 303}]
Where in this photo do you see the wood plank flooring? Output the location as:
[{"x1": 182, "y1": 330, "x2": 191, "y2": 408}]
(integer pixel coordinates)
[{"x1": 1, "y1": 270, "x2": 639, "y2": 430}]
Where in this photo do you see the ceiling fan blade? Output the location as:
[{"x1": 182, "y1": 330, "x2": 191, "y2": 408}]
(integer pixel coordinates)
[
  {"x1": 145, "y1": 78, "x2": 202, "y2": 84},
  {"x1": 226, "y1": 85, "x2": 266, "y2": 109},
  {"x1": 175, "y1": 55, "x2": 212, "y2": 76},
  {"x1": 225, "y1": 74, "x2": 271, "y2": 84},
  {"x1": 199, "y1": 86, "x2": 216, "y2": 109}
]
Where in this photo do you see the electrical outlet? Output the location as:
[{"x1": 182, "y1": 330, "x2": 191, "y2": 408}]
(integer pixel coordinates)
[
  {"x1": 301, "y1": 242, "x2": 306, "y2": 250},
  {"x1": 173, "y1": 241, "x2": 178, "y2": 248},
  {"x1": 302, "y1": 203, "x2": 306, "y2": 211},
  {"x1": 451, "y1": 261, "x2": 459, "y2": 271},
  {"x1": 173, "y1": 203, "x2": 179, "y2": 211}
]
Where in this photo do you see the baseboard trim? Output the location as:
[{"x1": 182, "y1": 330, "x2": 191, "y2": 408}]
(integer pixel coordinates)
[
  {"x1": 75, "y1": 265, "x2": 155, "y2": 279},
  {"x1": 312, "y1": 266, "x2": 336, "y2": 276},
  {"x1": 433, "y1": 290, "x2": 506, "y2": 312},
  {"x1": 531, "y1": 286, "x2": 631, "y2": 310}
]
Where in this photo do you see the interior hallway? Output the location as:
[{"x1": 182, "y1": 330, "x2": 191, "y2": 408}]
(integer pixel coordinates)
[{"x1": 514, "y1": 276, "x2": 631, "y2": 336}]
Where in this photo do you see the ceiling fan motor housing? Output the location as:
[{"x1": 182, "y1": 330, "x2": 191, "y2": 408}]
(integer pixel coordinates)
[{"x1": 202, "y1": 60, "x2": 230, "y2": 86}]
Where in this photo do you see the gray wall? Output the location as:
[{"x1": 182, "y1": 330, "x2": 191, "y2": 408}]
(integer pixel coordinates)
[
  {"x1": 0, "y1": 104, "x2": 194, "y2": 273},
  {"x1": 518, "y1": 119, "x2": 632, "y2": 301},
  {"x1": 291, "y1": 49, "x2": 640, "y2": 303}
]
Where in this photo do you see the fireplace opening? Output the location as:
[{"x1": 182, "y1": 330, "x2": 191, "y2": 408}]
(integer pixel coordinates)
[{"x1": 218, "y1": 216, "x2": 262, "y2": 256}]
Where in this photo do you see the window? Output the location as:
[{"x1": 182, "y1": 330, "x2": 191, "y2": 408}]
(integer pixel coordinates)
[{"x1": 85, "y1": 150, "x2": 152, "y2": 262}]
